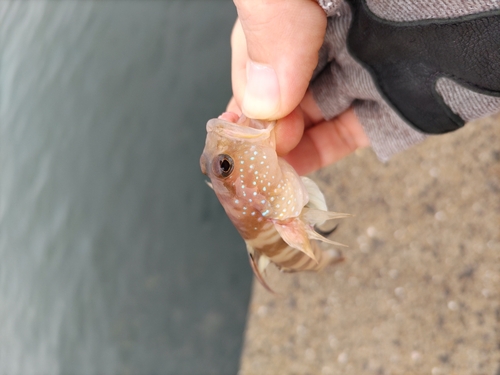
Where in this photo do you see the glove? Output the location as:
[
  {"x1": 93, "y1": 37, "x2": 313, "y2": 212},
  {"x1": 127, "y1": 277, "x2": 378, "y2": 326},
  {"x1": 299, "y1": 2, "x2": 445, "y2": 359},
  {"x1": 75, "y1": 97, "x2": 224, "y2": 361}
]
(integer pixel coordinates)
[{"x1": 314, "y1": 0, "x2": 500, "y2": 160}]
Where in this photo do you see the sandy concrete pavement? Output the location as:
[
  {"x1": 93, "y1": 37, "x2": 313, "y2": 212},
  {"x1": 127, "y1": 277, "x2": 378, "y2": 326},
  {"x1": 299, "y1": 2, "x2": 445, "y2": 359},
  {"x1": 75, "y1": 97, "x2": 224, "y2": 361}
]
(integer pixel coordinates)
[{"x1": 239, "y1": 114, "x2": 500, "y2": 375}]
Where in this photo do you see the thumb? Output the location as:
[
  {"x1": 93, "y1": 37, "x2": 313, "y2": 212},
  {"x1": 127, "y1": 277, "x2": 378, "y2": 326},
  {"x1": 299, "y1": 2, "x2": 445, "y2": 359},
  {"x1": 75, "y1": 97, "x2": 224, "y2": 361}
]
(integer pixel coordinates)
[{"x1": 232, "y1": 0, "x2": 326, "y2": 120}]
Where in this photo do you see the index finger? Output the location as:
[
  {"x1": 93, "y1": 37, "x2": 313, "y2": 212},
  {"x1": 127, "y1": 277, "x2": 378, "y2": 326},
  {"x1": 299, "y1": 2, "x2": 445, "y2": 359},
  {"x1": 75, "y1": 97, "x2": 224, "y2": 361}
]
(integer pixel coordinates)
[{"x1": 283, "y1": 108, "x2": 370, "y2": 175}]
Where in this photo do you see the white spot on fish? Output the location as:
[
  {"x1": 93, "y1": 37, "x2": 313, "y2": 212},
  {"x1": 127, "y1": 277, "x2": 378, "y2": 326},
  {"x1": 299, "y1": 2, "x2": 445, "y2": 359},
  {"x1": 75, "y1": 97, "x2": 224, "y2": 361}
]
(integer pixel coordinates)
[
  {"x1": 253, "y1": 182, "x2": 257, "y2": 186},
  {"x1": 253, "y1": 191, "x2": 257, "y2": 196},
  {"x1": 262, "y1": 210, "x2": 270, "y2": 216},
  {"x1": 234, "y1": 199, "x2": 239, "y2": 204},
  {"x1": 263, "y1": 187, "x2": 266, "y2": 191}
]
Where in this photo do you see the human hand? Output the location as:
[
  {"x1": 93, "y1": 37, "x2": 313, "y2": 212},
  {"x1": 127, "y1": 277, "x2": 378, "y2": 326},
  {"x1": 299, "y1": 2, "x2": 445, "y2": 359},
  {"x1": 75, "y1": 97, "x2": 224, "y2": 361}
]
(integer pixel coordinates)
[{"x1": 227, "y1": 0, "x2": 369, "y2": 175}]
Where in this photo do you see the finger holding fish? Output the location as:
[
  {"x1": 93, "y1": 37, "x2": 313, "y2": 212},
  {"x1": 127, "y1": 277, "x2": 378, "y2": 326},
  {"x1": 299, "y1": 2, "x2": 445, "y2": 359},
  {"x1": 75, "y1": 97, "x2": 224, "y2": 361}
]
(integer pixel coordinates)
[
  {"x1": 226, "y1": 97, "x2": 305, "y2": 157},
  {"x1": 227, "y1": 91, "x2": 370, "y2": 176}
]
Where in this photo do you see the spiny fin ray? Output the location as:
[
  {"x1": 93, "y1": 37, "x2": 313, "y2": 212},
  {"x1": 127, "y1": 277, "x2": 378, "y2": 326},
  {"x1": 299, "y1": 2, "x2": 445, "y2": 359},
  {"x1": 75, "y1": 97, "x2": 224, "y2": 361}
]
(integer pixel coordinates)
[
  {"x1": 302, "y1": 207, "x2": 351, "y2": 226},
  {"x1": 305, "y1": 225, "x2": 348, "y2": 247}
]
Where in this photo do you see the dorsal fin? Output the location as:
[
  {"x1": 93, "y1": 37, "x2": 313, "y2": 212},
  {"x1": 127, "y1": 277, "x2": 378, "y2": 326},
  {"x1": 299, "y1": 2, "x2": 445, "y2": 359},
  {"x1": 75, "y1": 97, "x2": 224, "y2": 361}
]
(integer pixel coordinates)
[
  {"x1": 302, "y1": 208, "x2": 351, "y2": 226},
  {"x1": 301, "y1": 176, "x2": 328, "y2": 212}
]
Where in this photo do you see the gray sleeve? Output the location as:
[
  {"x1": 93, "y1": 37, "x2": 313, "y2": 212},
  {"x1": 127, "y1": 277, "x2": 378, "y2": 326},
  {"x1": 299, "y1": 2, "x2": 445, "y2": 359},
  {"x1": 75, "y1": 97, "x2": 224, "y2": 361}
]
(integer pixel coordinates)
[{"x1": 313, "y1": 0, "x2": 500, "y2": 161}]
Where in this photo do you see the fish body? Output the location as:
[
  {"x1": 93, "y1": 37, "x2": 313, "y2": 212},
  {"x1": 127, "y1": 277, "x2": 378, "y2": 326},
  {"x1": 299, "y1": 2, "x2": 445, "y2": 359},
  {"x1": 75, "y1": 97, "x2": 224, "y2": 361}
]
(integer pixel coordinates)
[{"x1": 200, "y1": 115, "x2": 347, "y2": 291}]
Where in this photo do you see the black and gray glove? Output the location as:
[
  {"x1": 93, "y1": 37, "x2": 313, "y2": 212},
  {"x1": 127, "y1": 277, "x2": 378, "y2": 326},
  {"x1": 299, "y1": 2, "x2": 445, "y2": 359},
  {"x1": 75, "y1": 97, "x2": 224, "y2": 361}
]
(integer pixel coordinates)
[{"x1": 314, "y1": 0, "x2": 500, "y2": 160}]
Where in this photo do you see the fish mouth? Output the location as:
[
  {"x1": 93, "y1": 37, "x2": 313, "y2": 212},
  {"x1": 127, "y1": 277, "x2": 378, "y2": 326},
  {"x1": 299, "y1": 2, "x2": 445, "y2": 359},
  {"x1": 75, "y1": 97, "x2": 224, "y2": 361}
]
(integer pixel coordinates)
[{"x1": 206, "y1": 117, "x2": 275, "y2": 142}]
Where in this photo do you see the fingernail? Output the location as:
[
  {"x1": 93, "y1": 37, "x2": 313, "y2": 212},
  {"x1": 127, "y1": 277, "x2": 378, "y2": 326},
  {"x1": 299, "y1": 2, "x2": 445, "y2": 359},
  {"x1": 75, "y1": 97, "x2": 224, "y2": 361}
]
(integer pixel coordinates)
[{"x1": 242, "y1": 60, "x2": 280, "y2": 119}]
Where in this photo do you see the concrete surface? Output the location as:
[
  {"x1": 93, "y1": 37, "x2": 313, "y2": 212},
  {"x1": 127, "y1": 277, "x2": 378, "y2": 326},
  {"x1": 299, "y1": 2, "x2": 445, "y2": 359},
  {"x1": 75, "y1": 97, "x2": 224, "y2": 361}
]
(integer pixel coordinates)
[{"x1": 239, "y1": 114, "x2": 500, "y2": 375}]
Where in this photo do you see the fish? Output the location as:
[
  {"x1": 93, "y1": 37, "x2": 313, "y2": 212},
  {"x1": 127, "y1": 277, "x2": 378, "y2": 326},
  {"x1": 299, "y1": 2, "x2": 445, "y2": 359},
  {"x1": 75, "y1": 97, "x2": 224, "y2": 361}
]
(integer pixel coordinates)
[{"x1": 200, "y1": 114, "x2": 349, "y2": 292}]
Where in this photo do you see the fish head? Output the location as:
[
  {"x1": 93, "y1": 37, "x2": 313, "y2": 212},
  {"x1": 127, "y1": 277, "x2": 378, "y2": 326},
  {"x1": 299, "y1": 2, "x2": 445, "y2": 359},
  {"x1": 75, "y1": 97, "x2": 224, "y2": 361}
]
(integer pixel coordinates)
[{"x1": 201, "y1": 115, "x2": 305, "y2": 234}]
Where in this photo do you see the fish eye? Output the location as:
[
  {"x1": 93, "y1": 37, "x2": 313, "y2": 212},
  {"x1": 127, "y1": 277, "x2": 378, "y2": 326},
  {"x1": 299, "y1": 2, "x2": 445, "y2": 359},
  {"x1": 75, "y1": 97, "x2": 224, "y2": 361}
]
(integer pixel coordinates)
[{"x1": 214, "y1": 154, "x2": 234, "y2": 178}]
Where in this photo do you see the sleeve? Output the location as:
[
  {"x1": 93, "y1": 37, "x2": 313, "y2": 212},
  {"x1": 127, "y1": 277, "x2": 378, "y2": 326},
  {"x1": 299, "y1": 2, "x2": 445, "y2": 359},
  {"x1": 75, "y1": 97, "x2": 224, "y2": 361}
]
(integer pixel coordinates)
[{"x1": 313, "y1": 0, "x2": 500, "y2": 161}]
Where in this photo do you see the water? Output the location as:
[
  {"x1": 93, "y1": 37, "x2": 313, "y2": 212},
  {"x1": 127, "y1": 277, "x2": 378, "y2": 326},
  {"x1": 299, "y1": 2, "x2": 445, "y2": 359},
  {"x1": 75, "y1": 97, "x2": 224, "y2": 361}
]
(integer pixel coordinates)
[{"x1": 0, "y1": 2, "x2": 251, "y2": 374}]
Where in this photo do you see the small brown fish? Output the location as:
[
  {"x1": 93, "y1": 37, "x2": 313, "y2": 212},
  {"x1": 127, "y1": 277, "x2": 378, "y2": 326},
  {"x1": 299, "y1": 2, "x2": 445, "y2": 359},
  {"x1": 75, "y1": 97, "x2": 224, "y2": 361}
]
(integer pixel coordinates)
[{"x1": 200, "y1": 114, "x2": 348, "y2": 292}]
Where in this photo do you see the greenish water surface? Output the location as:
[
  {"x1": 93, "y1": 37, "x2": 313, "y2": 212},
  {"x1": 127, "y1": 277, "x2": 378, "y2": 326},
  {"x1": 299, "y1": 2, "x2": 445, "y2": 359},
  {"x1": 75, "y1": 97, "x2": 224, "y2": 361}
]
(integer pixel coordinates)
[{"x1": 0, "y1": 2, "x2": 251, "y2": 374}]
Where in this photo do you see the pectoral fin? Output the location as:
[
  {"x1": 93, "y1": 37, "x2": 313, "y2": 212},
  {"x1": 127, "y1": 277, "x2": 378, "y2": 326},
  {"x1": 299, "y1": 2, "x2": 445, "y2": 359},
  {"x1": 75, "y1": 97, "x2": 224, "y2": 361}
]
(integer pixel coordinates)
[
  {"x1": 257, "y1": 254, "x2": 271, "y2": 274},
  {"x1": 274, "y1": 218, "x2": 317, "y2": 263}
]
